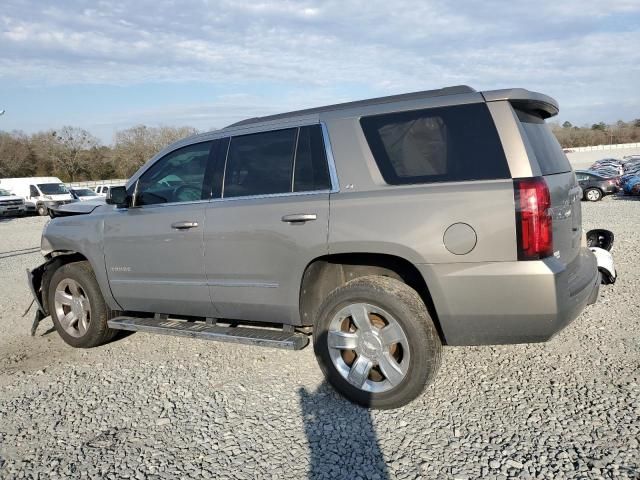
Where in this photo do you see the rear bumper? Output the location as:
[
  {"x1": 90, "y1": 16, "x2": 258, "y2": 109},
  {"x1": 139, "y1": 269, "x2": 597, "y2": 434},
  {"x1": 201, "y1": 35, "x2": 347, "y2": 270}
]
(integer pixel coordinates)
[{"x1": 418, "y1": 248, "x2": 599, "y2": 345}]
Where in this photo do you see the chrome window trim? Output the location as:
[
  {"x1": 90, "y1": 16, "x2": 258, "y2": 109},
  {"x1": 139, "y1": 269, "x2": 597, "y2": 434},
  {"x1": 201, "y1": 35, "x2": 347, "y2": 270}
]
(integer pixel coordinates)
[{"x1": 210, "y1": 189, "x2": 332, "y2": 204}]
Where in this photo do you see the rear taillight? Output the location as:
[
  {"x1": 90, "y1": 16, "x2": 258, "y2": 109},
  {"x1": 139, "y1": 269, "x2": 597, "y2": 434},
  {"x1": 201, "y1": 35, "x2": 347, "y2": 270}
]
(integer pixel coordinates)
[{"x1": 514, "y1": 177, "x2": 553, "y2": 260}]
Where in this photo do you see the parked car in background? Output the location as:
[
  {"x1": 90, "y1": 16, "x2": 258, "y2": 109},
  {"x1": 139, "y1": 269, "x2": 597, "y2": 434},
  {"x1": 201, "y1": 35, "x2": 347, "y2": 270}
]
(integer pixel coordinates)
[
  {"x1": 0, "y1": 177, "x2": 75, "y2": 215},
  {"x1": 94, "y1": 184, "x2": 125, "y2": 196},
  {"x1": 0, "y1": 188, "x2": 26, "y2": 217},
  {"x1": 576, "y1": 170, "x2": 619, "y2": 201},
  {"x1": 69, "y1": 188, "x2": 103, "y2": 202}
]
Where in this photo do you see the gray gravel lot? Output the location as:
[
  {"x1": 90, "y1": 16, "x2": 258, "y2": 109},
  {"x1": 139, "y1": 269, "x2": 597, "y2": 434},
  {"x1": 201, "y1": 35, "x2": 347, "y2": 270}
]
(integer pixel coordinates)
[{"x1": 1, "y1": 198, "x2": 639, "y2": 480}]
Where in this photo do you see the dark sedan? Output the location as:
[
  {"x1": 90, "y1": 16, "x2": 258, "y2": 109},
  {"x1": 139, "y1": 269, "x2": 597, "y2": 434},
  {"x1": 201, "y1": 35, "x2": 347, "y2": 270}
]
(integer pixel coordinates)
[{"x1": 576, "y1": 170, "x2": 619, "y2": 202}]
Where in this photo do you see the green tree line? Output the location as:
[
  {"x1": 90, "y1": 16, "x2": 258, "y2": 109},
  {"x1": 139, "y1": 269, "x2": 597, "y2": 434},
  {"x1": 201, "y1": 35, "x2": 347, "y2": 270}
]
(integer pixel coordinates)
[{"x1": 1, "y1": 119, "x2": 640, "y2": 182}]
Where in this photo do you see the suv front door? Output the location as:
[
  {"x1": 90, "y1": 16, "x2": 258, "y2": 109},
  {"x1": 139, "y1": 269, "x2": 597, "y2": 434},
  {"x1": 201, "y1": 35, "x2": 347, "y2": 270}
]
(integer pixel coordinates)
[
  {"x1": 104, "y1": 141, "x2": 216, "y2": 317},
  {"x1": 204, "y1": 125, "x2": 333, "y2": 325}
]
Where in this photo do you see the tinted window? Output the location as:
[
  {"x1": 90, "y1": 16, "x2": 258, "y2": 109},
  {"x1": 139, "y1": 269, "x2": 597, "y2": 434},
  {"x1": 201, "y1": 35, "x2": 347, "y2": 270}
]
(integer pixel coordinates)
[
  {"x1": 516, "y1": 109, "x2": 571, "y2": 175},
  {"x1": 137, "y1": 141, "x2": 212, "y2": 206},
  {"x1": 360, "y1": 103, "x2": 510, "y2": 184},
  {"x1": 29, "y1": 185, "x2": 39, "y2": 197},
  {"x1": 224, "y1": 128, "x2": 296, "y2": 198},
  {"x1": 38, "y1": 183, "x2": 69, "y2": 195},
  {"x1": 294, "y1": 125, "x2": 332, "y2": 192}
]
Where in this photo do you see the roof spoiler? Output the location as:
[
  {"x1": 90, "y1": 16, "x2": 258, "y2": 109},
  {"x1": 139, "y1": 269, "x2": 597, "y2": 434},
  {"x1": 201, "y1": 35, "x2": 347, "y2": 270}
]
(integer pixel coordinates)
[{"x1": 482, "y1": 88, "x2": 559, "y2": 119}]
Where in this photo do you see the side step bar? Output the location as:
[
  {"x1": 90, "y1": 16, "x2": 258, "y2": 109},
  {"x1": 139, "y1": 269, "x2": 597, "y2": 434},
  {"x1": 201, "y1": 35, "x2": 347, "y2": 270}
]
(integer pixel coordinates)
[{"x1": 108, "y1": 316, "x2": 309, "y2": 351}]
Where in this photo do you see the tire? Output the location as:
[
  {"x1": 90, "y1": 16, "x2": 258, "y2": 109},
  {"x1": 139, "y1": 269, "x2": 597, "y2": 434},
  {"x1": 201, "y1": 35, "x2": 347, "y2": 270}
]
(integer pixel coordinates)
[
  {"x1": 313, "y1": 275, "x2": 442, "y2": 409},
  {"x1": 36, "y1": 203, "x2": 48, "y2": 216},
  {"x1": 584, "y1": 188, "x2": 602, "y2": 202},
  {"x1": 48, "y1": 261, "x2": 117, "y2": 348}
]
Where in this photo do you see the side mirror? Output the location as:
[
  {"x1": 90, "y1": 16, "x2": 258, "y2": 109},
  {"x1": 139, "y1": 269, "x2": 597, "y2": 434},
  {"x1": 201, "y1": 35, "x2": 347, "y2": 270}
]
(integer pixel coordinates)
[{"x1": 106, "y1": 186, "x2": 129, "y2": 207}]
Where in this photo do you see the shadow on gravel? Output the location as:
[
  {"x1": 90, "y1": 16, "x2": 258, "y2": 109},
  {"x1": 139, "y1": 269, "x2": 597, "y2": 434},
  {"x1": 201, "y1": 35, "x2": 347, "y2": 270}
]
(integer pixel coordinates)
[{"x1": 299, "y1": 383, "x2": 389, "y2": 480}]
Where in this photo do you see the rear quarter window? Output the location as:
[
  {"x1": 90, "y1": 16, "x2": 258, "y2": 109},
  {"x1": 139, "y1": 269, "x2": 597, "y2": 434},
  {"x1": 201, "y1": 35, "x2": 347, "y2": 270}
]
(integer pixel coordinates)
[
  {"x1": 515, "y1": 109, "x2": 571, "y2": 176},
  {"x1": 360, "y1": 103, "x2": 510, "y2": 185}
]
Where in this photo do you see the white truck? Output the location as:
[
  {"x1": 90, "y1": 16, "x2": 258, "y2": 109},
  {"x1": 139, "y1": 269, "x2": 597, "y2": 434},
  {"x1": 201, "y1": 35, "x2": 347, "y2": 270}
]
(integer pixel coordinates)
[
  {"x1": 94, "y1": 184, "x2": 125, "y2": 196},
  {"x1": 0, "y1": 177, "x2": 75, "y2": 216},
  {"x1": 0, "y1": 187, "x2": 26, "y2": 217}
]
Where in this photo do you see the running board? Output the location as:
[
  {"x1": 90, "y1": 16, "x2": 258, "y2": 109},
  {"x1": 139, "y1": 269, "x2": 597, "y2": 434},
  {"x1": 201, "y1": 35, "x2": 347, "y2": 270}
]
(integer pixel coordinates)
[{"x1": 108, "y1": 316, "x2": 309, "y2": 350}]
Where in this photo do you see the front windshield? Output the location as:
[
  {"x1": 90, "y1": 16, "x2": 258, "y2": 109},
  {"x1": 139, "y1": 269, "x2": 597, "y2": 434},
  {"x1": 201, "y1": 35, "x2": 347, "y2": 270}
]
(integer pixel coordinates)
[
  {"x1": 38, "y1": 183, "x2": 69, "y2": 195},
  {"x1": 0, "y1": 188, "x2": 12, "y2": 196},
  {"x1": 74, "y1": 189, "x2": 95, "y2": 196}
]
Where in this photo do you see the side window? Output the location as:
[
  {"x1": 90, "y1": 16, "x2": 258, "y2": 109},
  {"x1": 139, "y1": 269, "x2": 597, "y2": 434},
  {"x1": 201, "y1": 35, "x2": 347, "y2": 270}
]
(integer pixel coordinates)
[
  {"x1": 293, "y1": 125, "x2": 332, "y2": 192},
  {"x1": 360, "y1": 103, "x2": 510, "y2": 184},
  {"x1": 29, "y1": 185, "x2": 39, "y2": 197},
  {"x1": 224, "y1": 128, "x2": 296, "y2": 198},
  {"x1": 137, "y1": 141, "x2": 212, "y2": 206}
]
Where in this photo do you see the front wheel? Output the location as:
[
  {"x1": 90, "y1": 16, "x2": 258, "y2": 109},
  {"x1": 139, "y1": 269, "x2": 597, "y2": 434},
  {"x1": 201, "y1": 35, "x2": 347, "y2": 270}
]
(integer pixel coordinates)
[
  {"x1": 48, "y1": 261, "x2": 117, "y2": 348},
  {"x1": 313, "y1": 276, "x2": 442, "y2": 409},
  {"x1": 584, "y1": 188, "x2": 602, "y2": 202},
  {"x1": 36, "y1": 203, "x2": 48, "y2": 216}
]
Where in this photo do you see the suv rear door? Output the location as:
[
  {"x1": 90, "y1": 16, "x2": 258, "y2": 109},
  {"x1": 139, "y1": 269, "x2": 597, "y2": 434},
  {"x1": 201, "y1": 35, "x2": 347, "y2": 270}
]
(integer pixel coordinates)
[{"x1": 204, "y1": 125, "x2": 333, "y2": 325}]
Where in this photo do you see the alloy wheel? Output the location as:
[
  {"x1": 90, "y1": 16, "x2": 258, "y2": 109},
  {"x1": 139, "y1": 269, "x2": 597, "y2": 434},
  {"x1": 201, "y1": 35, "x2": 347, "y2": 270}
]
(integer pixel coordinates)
[
  {"x1": 53, "y1": 278, "x2": 91, "y2": 338},
  {"x1": 327, "y1": 302, "x2": 410, "y2": 393}
]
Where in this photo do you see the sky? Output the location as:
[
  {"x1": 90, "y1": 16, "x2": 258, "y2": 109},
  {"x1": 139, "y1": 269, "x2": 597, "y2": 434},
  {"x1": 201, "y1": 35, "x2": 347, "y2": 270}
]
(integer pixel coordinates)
[{"x1": 1, "y1": 0, "x2": 639, "y2": 144}]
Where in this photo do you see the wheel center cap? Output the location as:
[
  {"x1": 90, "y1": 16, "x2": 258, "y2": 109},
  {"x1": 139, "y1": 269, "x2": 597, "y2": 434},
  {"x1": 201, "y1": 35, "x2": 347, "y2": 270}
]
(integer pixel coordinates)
[
  {"x1": 71, "y1": 298, "x2": 83, "y2": 317},
  {"x1": 359, "y1": 331, "x2": 383, "y2": 361}
]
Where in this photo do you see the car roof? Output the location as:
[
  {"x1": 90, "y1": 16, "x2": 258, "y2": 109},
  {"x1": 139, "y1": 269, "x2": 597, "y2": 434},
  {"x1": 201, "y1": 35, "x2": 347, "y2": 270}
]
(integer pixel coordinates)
[{"x1": 222, "y1": 86, "x2": 557, "y2": 130}]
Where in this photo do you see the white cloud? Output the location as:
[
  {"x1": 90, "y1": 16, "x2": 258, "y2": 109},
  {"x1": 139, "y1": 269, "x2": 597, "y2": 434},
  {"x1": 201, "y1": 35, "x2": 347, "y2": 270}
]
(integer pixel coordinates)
[{"x1": 1, "y1": 0, "x2": 639, "y2": 137}]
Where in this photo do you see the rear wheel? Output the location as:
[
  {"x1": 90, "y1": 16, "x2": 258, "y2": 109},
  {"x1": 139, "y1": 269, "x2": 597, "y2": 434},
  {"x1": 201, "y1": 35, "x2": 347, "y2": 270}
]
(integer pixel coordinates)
[
  {"x1": 313, "y1": 276, "x2": 441, "y2": 409},
  {"x1": 48, "y1": 261, "x2": 117, "y2": 348},
  {"x1": 584, "y1": 188, "x2": 602, "y2": 202}
]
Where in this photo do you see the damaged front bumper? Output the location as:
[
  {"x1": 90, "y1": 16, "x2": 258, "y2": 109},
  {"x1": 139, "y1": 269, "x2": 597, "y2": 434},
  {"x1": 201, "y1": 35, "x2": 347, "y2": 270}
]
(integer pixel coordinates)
[{"x1": 26, "y1": 263, "x2": 48, "y2": 336}]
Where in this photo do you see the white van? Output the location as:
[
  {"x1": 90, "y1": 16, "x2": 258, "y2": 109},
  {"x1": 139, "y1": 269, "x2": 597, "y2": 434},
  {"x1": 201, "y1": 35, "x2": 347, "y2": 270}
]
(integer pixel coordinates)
[{"x1": 0, "y1": 177, "x2": 75, "y2": 216}]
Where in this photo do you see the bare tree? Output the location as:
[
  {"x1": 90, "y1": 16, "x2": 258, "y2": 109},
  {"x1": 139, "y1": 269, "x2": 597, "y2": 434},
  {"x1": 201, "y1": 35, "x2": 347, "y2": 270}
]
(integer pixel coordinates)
[
  {"x1": 0, "y1": 130, "x2": 35, "y2": 177},
  {"x1": 33, "y1": 127, "x2": 100, "y2": 181},
  {"x1": 113, "y1": 125, "x2": 198, "y2": 177}
]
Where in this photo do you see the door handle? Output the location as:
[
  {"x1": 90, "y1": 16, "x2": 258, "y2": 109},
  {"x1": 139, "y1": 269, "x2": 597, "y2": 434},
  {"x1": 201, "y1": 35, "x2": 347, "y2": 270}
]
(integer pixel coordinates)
[
  {"x1": 282, "y1": 213, "x2": 317, "y2": 223},
  {"x1": 171, "y1": 221, "x2": 199, "y2": 230}
]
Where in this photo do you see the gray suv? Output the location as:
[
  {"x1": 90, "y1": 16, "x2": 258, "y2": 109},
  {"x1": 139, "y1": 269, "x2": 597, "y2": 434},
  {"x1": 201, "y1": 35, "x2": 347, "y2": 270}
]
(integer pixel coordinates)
[{"x1": 28, "y1": 86, "x2": 600, "y2": 408}]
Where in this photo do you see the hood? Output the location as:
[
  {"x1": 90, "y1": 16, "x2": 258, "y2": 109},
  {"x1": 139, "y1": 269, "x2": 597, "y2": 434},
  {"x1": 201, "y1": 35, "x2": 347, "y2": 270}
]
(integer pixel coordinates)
[
  {"x1": 49, "y1": 200, "x2": 104, "y2": 217},
  {"x1": 77, "y1": 195, "x2": 104, "y2": 202},
  {"x1": 46, "y1": 193, "x2": 74, "y2": 200},
  {"x1": 0, "y1": 194, "x2": 22, "y2": 201}
]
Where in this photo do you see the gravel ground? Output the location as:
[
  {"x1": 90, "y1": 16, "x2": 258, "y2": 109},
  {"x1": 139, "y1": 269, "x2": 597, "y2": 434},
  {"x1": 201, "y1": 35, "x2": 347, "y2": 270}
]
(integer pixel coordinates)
[{"x1": 0, "y1": 197, "x2": 639, "y2": 480}]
